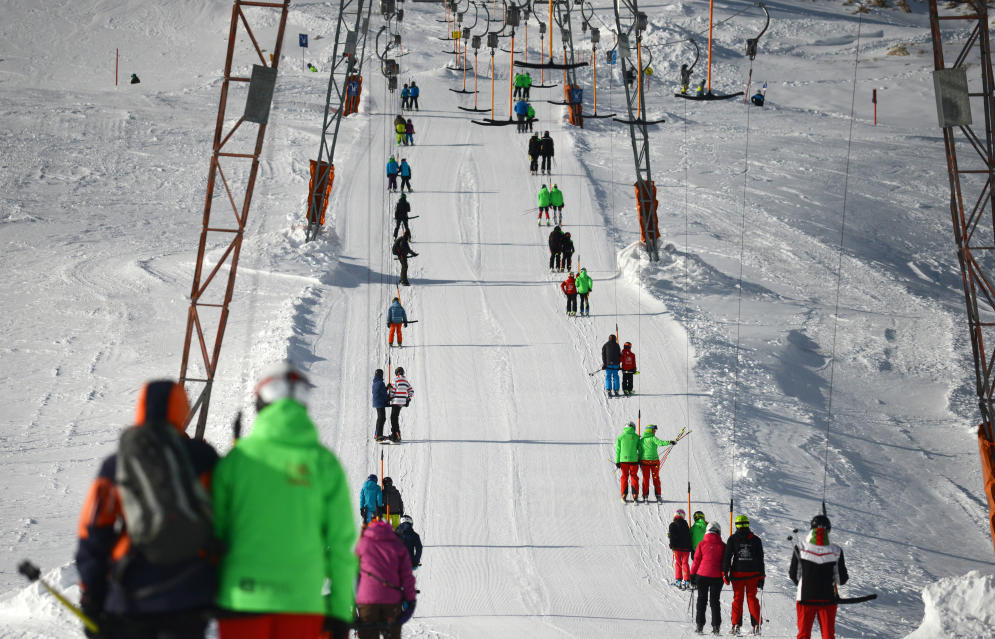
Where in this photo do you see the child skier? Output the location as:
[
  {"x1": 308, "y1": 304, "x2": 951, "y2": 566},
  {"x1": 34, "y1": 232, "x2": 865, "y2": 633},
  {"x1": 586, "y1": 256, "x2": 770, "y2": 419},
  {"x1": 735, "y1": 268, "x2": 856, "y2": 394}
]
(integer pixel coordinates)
[
  {"x1": 560, "y1": 272, "x2": 578, "y2": 316},
  {"x1": 575, "y1": 267, "x2": 592, "y2": 315},
  {"x1": 399, "y1": 158, "x2": 413, "y2": 192},
  {"x1": 691, "y1": 511, "x2": 709, "y2": 553},
  {"x1": 537, "y1": 185, "x2": 551, "y2": 226},
  {"x1": 561, "y1": 232, "x2": 575, "y2": 271},
  {"x1": 386, "y1": 156, "x2": 399, "y2": 192},
  {"x1": 359, "y1": 474, "x2": 383, "y2": 524},
  {"x1": 620, "y1": 341, "x2": 637, "y2": 396},
  {"x1": 405, "y1": 119, "x2": 415, "y2": 145},
  {"x1": 723, "y1": 515, "x2": 765, "y2": 635},
  {"x1": 528, "y1": 133, "x2": 542, "y2": 175},
  {"x1": 669, "y1": 508, "x2": 693, "y2": 589}
]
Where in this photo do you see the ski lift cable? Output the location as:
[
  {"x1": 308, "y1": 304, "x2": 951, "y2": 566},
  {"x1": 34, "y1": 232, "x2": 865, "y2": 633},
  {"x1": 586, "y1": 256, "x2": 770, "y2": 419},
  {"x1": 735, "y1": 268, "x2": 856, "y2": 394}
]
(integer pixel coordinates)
[
  {"x1": 683, "y1": 94, "x2": 692, "y2": 509},
  {"x1": 822, "y1": 8, "x2": 864, "y2": 510}
]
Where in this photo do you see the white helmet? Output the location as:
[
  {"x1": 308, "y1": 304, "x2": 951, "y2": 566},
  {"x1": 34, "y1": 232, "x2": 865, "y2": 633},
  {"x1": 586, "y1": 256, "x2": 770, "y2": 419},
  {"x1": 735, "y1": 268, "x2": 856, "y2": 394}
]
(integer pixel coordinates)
[
  {"x1": 400, "y1": 515, "x2": 414, "y2": 526},
  {"x1": 255, "y1": 361, "x2": 313, "y2": 410},
  {"x1": 707, "y1": 521, "x2": 722, "y2": 535}
]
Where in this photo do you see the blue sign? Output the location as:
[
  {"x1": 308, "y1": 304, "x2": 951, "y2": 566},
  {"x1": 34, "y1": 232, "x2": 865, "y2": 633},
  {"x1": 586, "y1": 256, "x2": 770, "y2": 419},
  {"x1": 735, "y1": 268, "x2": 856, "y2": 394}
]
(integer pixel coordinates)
[
  {"x1": 299, "y1": 34, "x2": 308, "y2": 48},
  {"x1": 606, "y1": 50, "x2": 617, "y2": 65}
]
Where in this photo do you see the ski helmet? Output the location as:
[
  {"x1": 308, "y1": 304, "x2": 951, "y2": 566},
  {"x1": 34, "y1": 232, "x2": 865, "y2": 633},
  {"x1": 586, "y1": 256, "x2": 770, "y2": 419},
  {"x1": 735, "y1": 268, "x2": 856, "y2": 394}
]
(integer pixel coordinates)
[
  {"x1": 400, "y1": 515, "x2": 413, "y2": 526},
  {"x1": 675, "y1": 508, "x2": 686, "y2": 519},
  {"x1": 383, "y1": 476, "x2": 393, "y2": 486},
  {"x1": 393, "y1": 297, "x2": 400, "y2": 302},
  {"x1": 541, "y1": 184, "x2": 547, "y2": 189},
  {"x1": 375, "y1": 369, "x2": 384, "y2": 379},
  {"x1": 645, "y1": 424, "x2": 657, "y2": 430},
  {"x1": 368, "y1": 474, "x2": 378, "y2": 482},
  {"x1": 553, "y1": 183, "x2": 558, "y2": 189},
  {"x1": 810, "y1": 514, "x2": 831, "y2": 531},
  {"x1": 390, "y1": 156, "x2": 395, "y2": 161},
  {"x1": 400, "y1": 193, "x2": 406, "y2": 199},
  {"x1": 395, "y1": 366, "x2": 405, "y2": 376},
  {"x1": 255, "y1": 361, "x2": 312, "y2": 411},
  {"x1": 627, "y1": 421, "x2": 636, "y2": 429},
  {"x1": 735, "y1": 514, "x2": 750, "y2": 528},
  {"x1": 553, "y1": 225, "x2": 561, "y2": 232},
  {"x1": 693, "y1": 510, "x2": 706, "y2": 522},
  {"x1": 564, "y1": 232, "x2": 571, "y2": 238},
  {"x1": 609, "y1": 334, "x2": 617, "y2": 341},
  {"x1": 707, "y1": 521, "x2": 721, "y2": 535},
  {"x1": 623, "y1": 341, "x2": 631, "y2": 349}
]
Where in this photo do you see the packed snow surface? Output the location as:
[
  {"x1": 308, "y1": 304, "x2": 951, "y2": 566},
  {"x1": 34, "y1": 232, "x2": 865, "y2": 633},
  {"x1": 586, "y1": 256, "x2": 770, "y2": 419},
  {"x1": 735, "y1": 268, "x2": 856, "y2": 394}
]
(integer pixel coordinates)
[{"x1": 2, "y1": 0, "x2": 995, "y2": 637}]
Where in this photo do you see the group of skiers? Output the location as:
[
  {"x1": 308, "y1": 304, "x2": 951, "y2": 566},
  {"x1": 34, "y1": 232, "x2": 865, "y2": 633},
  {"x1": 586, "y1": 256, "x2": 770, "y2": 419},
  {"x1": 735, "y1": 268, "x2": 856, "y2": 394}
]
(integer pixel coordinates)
[
  {"x1": 372, "y1": 360, "x2": 414, "y2": 443},
  {"x1": 537, "y1": 183, "x2": 565, "y2": 226},
  {"x1": 513, "y1": 99, "x2": 536, "y2": 133},
  {"x1": 393, "y1": 115, "x2": 416, "y2": 146},
  {"x1": 386, "y1": 156, "x2": 413, "y2": 193},
  {"x1": 614, "y1": 421, "x2": 677, "y2": 502},
  {"x1": 559, "y1": 267, "x2": 592, "y2": 317},
  {"x1": 547, "y1": 225, "x2": 574, "y2": 271},
  {"x1": 527, "y1": 131, "x2": 555, "y2": 175},
  {"x1": 602, "y1": 334, "x2": 638, "y2": 395},
  {"x1": 512, "y1": 72, "x2": 533, "y2": 99},
  {"x1": 400, "y1": 81, "x2": 420, "y2": 110}
]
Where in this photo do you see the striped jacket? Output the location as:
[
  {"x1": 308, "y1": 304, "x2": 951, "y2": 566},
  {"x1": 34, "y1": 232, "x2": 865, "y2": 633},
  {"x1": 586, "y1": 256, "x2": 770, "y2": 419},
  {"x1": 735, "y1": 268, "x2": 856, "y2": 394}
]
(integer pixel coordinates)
[
  {"x1": 389, "y1": 375, "x2": 413, "y2": 406},
  {"x1": 789, "y1": 532, "x2": 848, "y2": 602}
]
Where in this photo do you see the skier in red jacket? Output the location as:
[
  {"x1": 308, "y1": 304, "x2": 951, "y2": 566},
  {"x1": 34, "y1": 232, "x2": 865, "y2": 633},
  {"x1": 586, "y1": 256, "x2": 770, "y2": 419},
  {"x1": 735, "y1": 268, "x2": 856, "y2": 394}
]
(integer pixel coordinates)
[
  {"x1": 620, "y1": 342, "x2": 637, "y2": 396},
  {"x1": 560, "y1": 273, "x2": 578, "y2": 316}
]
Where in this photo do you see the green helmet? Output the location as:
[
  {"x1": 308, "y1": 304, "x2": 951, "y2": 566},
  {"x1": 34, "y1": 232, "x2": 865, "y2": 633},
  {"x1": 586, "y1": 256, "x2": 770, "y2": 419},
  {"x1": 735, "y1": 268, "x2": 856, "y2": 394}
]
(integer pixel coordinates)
[{"x1": 735, "y1": 514, "x2": 750, "y2": 528}]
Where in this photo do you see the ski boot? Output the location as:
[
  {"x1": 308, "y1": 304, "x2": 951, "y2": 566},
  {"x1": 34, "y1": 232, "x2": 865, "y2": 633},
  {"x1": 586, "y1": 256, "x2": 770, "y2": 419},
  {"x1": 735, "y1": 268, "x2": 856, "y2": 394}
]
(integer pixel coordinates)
[
  {"x1": 613, "y1": 390, "x2": 620, "y2": 397},
  {"x1": 731, "y1": 626, "x2": 741, "y2": 636},
  {"x1": 751, "y1": 626, "x2": 761, "y2": 636},
  {"x1": 695, "y1": 625, "x2": 705, "y2": 635},
  {"x1": 656, "y1": 494, "x2": 663, "y2": 503},
  {"x1": 712, "y1": 626, "x2": 722, "y2": 636},
  {"x1": 620, "y1": 493, "x2": 629, "y2": 503}
]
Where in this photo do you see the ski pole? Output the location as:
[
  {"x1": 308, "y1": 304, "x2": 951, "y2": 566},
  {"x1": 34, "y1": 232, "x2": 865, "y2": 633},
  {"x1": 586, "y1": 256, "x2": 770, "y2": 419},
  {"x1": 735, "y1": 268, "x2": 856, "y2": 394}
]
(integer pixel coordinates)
[
  {"x1": 18, "y1": 561, "x2": 100, "y2": 634},
  {"x1": 588, "y1": 368, "x2": 603, "y2": 376}
]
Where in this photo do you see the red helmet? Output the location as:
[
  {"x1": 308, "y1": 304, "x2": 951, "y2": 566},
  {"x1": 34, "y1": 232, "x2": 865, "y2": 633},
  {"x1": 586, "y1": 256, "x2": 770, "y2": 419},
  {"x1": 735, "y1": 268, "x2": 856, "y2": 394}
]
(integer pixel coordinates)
[{"x1": 623, "y1": 341, "x2": 631, "y2": 349}]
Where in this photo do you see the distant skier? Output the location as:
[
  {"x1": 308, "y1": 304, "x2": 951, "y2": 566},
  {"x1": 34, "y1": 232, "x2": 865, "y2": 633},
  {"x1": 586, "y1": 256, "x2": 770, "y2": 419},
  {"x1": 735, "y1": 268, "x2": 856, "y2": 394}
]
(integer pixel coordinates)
[
  {"x1": 528, "y1": 133, "x2": 542, "y2": 175},
  {"x1": 355, "y1": 519, "x2": 417, "y2": 637},
  {"x1": 560, "y1": 272, "x2": 578, "y2": 316},
  {"x1": 387, "y1": 296, "x2": 408, "y2": 347},
  {"x1": 691, "y1": 521, "x2": 726, "y2": 635},
  {"x1": 669, "y1": 508, "x2": 693, "y2": 589},
  {"x1": 522, "y1": 72, "x2": 533, "y2": 99},
  {"x1": 750, "y1": 92, "x2": 764, "y2": 107},
  {"x1": 393, "y1": 193, "x2": 411, "y2": 239},
  {"x1": 539, "y1": 131, "x2": 554, "y2": 174},
  {"x1": 514, "y1": 98, "x2": 530, "y2": 133},
  {"x1": 790, "y1": 514, "x2": 849, "y2": 639},
  {"x1": 691, "y1": 511, "x2": 709, "y2": 553},
  {"x1": 386, "y1": 156, "x2": 399, "y2": 192},
  {"x1": 560, "y1": 231, "x2": 575, "y2": 272},
  {"x1": 399, "y1": 158, "x2": 413, "y2": 192},
  {"x1": 679, "y1": 64, "x2": 691, "y2": 94},
  {"x1": 537, "y1": 184, "x2": 552, "y2": 226},
  {"x1": 372, "y1": 369, "x2": 389, "y2": 441},
  {"x1": 401, "y1": 83, "x2": 410, "y2": 110},
  {"x1": 405, "y1": 118, "x2": 415, "y2": 145},
  {"x1": 550, "y1": 184, "x2": 564, "y2": 225},
  {"x1": 575, "y1": 267, "x2": 592, "y2": 315},
  {"x1": 638, "y1": 423, "x2": 677, "y2": 502},
  {"x1": 513, "y1": 72, "x2": 524, "y2": 98},
  {"x1": 723, "y1": 515, "x2": 765, "y2": 636},
  {"x1": 392, "y1": 230, "x2": 418, "y2": 287},
  {"x1": 614, "y1": 421, "x2": 640, "y2": 502},
  {"x1": 381, "y1": 476, "x2": 405, "y2": 527},
  {"x1": 409, "y1": 80, "x2": 420, "y2": 110},
  {"x1": 386, "y1": 366, "x2": 413, "y2": 442},
  {"x1": 602, "y1": 334, "x2": 621, "y2": 397},
  {"x1": 396, "y1": 515, "x2": 423, "y2": 569},
  {"x1": 526, "y1": 103, "x2": 536, "y2": 132},
  {"x1": 548, "y1": 225, "x2": 564, "y2": 271},
  {"x1": 395, "y1": 118, "x2": 407, "y2": 145},
  {"x1": 360, "y1": 474, "x2": 384, "y2": 524},
  {"x1": 620, "y1": 341, "x2": 637, "y2": 396},
  {"x1": 696, "y1": 79, "x2": 707, "y2": 98},
  {"x1": 130, "y1": 73, "x2": 140, "y2": 84}
]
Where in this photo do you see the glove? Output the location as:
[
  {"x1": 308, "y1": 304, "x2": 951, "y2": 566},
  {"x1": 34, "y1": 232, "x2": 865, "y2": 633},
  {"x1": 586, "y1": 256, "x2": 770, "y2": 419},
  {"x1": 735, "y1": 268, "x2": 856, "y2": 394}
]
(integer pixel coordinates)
[
  {"x1": 602, "y1": 364, "x2": 606, "y2": 370},
  {"x1": 404, "y1": 321, "x2": 408, "y2": 328},
  {"x1": 360, "y1": 507, "x2": 368, "y2": 521},
  {"x1": 323, "y1": 616, "x2": 350, "y2": 639},
  {"x1": 758, "y1": 578, "x2": 765, "y2": 590},
  {"x1": 688, "y1": 575, "x2": 697, "y2": 586},
  {"x1": 406, "y1": 398, "x2": 411, "y2": 407},
  {"x1": 615, "y1": 462, "x2": 621, "y2": 469}
]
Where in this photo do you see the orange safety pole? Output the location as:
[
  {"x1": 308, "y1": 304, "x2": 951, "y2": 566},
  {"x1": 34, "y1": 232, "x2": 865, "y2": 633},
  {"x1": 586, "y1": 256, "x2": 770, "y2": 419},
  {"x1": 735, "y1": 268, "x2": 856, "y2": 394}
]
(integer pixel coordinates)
[
  {"x1": 509, "y1": 33, "x2": 515, "y2": 117},
  {"x1": 636, "y1": 38, "x2": 643, "y2": 119},
  {"x1": 707, "y1": 0, "x2": 714, "y2": 93},
  {"x1": 540, "y1": 34, "x2": 545, "y2": 84}
]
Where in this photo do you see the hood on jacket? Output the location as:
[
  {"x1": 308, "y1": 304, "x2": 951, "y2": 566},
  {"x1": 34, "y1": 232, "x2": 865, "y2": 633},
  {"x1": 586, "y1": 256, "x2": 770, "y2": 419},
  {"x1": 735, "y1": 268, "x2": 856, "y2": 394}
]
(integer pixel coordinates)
[
  {"x1": 363, "y1": 519, "x2": 395, "y2": 540},
  {"x1": 621, "y1": 424, "x2": 636, "y2": 435},
  {"x1": 135, "y1": 380, "x2": 190, "y2": 432},
  {"x1": 374, "y1": 369, "x2": 384, "y2": 380}
]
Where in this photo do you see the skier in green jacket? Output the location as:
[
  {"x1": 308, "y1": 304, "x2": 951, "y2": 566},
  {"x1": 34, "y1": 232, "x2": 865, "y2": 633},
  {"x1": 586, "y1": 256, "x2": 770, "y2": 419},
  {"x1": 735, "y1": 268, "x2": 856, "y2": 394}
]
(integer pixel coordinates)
[
  {"x1": 213, "y1": 362, "x2": 358, "y2": 639},
  {"x1": 691, "y1": 510, "x2": 709, "y2": 552},
  {"x1": 550, "y1": 184, "x2": 565, "y2": 226},
  {"x1": 637, "y1": 424, "x2": 678, "y2": 502},
  {"x1": 575, "y1": 267, "x2": 593, "y2": 316},
  {"x1": 615, "y1": 421, "x2": 640, "y2": 502},
  {"x1": 537, "y1": 185, "x2": 552, "y2": 226}
]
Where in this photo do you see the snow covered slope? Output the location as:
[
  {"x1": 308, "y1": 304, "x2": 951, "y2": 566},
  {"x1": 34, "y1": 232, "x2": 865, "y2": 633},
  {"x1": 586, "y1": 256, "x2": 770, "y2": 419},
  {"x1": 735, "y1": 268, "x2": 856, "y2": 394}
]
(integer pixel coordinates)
[{"x1": 2, "y1": 0, "x2": 994, "y2": 637}]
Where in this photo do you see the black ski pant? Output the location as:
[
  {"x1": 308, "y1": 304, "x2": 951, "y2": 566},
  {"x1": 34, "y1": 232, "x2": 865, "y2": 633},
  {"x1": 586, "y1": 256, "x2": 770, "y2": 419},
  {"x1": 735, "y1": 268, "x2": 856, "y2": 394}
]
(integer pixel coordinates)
[
  {"x1": 517, "y1": 113, "x2": 527, "y2": 132},
  {"x1": 523, "y1": 86, "x2": 531, "y2": 99},
  {"x1": 622, "y1": 371, "x2": 634, "y2": 392},
  {"x1": 375, "y1": 407, "x2": 387, "y2": 438},
  {"x1": 565, "y1": 293, "x2": 577, "y2": 314},
  {"x1": 105, "y1": 611, "x2": 208, "y2": 639},
  {"x1": 390, "y1": 405, "x2": 403, "y2": 438},
  {"x1": 530, "y1": 155, "x2": 539, "y2": 173},
  {"x1": 411, "y1": 96, "x2": 419, "y2": 110},
  {"x1": 562, "y1": 252, "x2": 573, "y2": 271},
  {"x1": 540, "y1": 154, "x2": 552, "y2": 172},
  {"x1": 579, "y1": 292, "x2": 590, "y2": 314},
  {"x1": 387, "y1": 174, "x2": 398, "y2": 190},
  {"x1": 549, "y1": 250, "x2": 561, "y2": 270},
  {"x1": 398, "y1": 256, "x2": 409, "y2": 285},
  {"x1": 695, "y1": 577, "x2": 723, "y2": 629},
  {"x1": 393, "y1": 219, "x2": 410, "y2": 239},
  {"x1": 527, "y1": 117, "x2": 534, "y2": 132},
  {"x1": 513, "y1": 86, "x2": 522, "y2": 97},
  {"x1": 400, "y1": 176, "x2": 411, "y2": 192}
]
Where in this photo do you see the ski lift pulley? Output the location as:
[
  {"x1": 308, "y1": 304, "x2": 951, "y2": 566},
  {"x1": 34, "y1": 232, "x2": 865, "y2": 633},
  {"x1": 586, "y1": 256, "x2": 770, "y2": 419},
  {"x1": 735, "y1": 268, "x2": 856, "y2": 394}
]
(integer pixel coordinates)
[
  {"x1": 463, "y1": 26, "x2": 471, "y2": 40},
  {"x1": 591, "y1": 27, "x2": 600, "y2": 44},
  {"x1": 487, "y1": 32, "x2": 498, "y2": 49},
  {"x1": 472, "y1": 34, "x2": 481, "y2": 50},
  {"x1": 507, "y1": 5, "x2": 520, "y2": 27},
  {"x1": 635, "y1": 12, "x2": 648, "y2": 32},
  {"x1": 381, "y1": 0, "x2": 395, "y2": 17}
]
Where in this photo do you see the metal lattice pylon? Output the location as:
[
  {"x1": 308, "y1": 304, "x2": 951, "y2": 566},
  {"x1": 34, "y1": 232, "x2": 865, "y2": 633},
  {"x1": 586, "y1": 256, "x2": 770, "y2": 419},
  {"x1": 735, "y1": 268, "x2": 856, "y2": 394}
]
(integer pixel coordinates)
[{"x1": 179, "y1": 0, "x2": 291, "y2": 438}]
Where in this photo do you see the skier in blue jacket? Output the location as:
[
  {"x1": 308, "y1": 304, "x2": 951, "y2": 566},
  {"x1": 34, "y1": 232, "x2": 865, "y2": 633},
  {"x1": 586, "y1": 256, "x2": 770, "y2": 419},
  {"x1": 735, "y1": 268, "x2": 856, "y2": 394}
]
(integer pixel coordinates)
[
  {"x1": 388, "y1": 297, "x2": 408, "y2": 345},
  {"x1": 386, "y1": 156, "x2": 399, "y2": 192},
  {"x1": 359, "y1": 474, "x2": 383, "y2": 524},
  {"x1": 400, "y1": 83, "x2": 410, "y2": 110},
  {"x1": 514, "y1": 99, "x2": 530, "y2": 133},
  {"x1": 372, "y1": 369, "x2": 389, "y2": 440},
  {"x1": 399, "y1": 159, "x2": 413, "y2": 193},
  {"x1": 409, "y1": 81, "x2": 420, "y2": 110}
]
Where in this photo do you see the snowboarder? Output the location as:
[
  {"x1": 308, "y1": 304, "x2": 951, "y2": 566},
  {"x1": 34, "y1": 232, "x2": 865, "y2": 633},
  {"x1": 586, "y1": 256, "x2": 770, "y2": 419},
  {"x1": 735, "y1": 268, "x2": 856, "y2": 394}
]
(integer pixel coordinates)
[
  {"x1": 790, "y1": 514, "x2": 849, "y2": 639},
  {"x1": 386, "y1": 156, "x2": 399, "y2": 192},
  {"x1": 560, "y1": 272, "x2": 578, "y2": 316},
  {"x1": 405, "y1": 119, "x2": 415, "y2": 146},
  {"x1": 399, "y1": 159, "x2": 413, "y2": 193},
  {"x1": 356, "y1": 519, "x2": 417, "y2": 639},
  {"x1": 130, "y1": 73, "x2": 140, "y2": 84},
  {"x1": 387, "y1": 297, "x2": 408, "y2": 347},
  {"x1": 396, "y1": 515, "x2": 423, "y2": 569},
  {"x1": 395, "y1": 119, "x2": 407, "y2": 145},
  {"x1": 401, "y1": 83, "x2": 410, "y2": 110},
  {"x1": 213, "y1": 363, "x2": 357, "y2": 639},
  {"x1": 691, "y1": 521, "x2": 726, "y2": 635},
  {"x1": 723, "y1": 515, "x2": 765, "y2": 636},
  {"x1": 614, "y1": 421, "x2": 640, "y2": 502},
  {"x1": 669, "y1": 508, "x2": 693, "y2": 589},
  {"x1": 550, "y1": 184, "x2": 564, "y2": 225},
  {"x1": 620, "y1": 341, "x2": 637, "y2": 396},
  {"x1": 514, "y1": 98, "x2": 530, "y2": 133},
  {"x1": 409, "y1": 80, "x2": 420, "y2": 110},
  {"x1": 75, "y1": 380, "x2": 219, "y2": 639},
  {"x1": 537, "y1": 184, "x2": 552, "y2": 226},
  {"x1": 561, "y1": 232, "x2": 575, "y2": 272},
  {"x1": 360, "y1": 474, "x2": 384, "y2": 524},
  {"x1": 372, "y1": 369, "x2": 389, "y2": 440},
  {"x1": 638, "y1": 423, "x2": 677, "y2": 501},
  {"x1": 691, "y1": 511, "x2": 709, "y2": 553},
  {"x1": 528, "y1": 133, "x2": 542, "y2": 175},
  {"x1": 602, "y1": 334, "x2": 621, "y2": 397},
  {"x1": 679, "y1": 64, "x2": 691, "y2": 95},
  {"x1": 393, "y1": 194, "x2": 411, "y2": 239},
  {"x1": 539, "y1": 131, "x2": 554, "y2": 174},
  {"x1": 522, "y1": 72, "x2": 533, "y2": 99},
  {"x1": 381, "y1": 476, "x2": 405, "y2": 527},
  {"x1": 548, "y1": 225, "x2": 564, "y2": 271},
  {"x1": 387, "y1": 366, "x2": 413, "y2": 442},
  {"x1": 575, "y1": 267, "x2": 592, "y2": 315},
  {"x1": 392, "y1": 231, "x2": 418, "y2": 287}
]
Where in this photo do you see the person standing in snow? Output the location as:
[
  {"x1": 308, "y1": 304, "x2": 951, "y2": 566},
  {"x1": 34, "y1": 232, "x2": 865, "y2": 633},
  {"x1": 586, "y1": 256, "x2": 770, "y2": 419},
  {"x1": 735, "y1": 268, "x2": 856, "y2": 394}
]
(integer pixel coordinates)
[
  {"x1": 549, "y1": 184, "x2": 564, "y2": 226},
  {"x1": 130, "y1": 73, "x2": 140, "y2": 84},
  {"x1": 396, "y1": 515, "x2": 423, "y2": 569},
  {"x1": 548, "y1": 225, "x2": 564, "y2": 271},
  {"x1": 528, "y1": 133, "x2": 542, "y2": 175},
  {"x1": 213, "y1": 363, "x2": 357, "y2": 639},
  {"x1": 522, "y1": 72, "x2": 533, "y2": 99},
  {"x1": 602, "y1": 334, "x2": 622, "y2": 397},
  {"x1": 539, "y1": 131, "x2": 554, "y2": 175},
  {"x1": 398, "y1": 159, "x2": 413, "y2": 193},
  {"x1": 75, "y1": 381, "x2": 219, "y2": 639},
  {"x1": 560, "y1": 232, "x2": 575, "y2": 272},
  {"x1": 393, "y1": 194, "x2": 411, "y2": 239},
  {"x1": 513, "y1": 72, "x2": 524, "y2": 97},
  {"x1": 355, "y1": 519, "x2": 417, "y2": 639},
  {"x1": 381, "y1": 477, "x2": 405, "y2": 527},
  {"x1": 669, "y1": 508, "x2": 693, "y2": 589},
  {"x1": 691, "y1": 511, "x2": 709, "y2": 553},
  {"x1": 614, "y1": 421, "x2": 640, "y2": 502},
  {"x1": 560, "y1": 272, "x2": 578, "y2": 316},
  {"x1": 575, "y1": 267, "x2": 592, "y2": 315},
  {"x1": 408, "y1": 81, "x2": 420, "y2": 110},
  {"x1": 386, "y1": 156, "x2": 399, "y2": 192},
  {"x1": 360, "y1": 474, "x2": 384, "y2": 524},
  {"x1": 526, "y1": 103, "x2": 536, "y2": 132},
  {"x1": 372, "y1": 369, "x2": 389, "y2": 441},
  {"x1": 405, "y1": 119, "x2": 415, "y2": 146},
  {"x1": 514, "y1": 98, "x2": 530, "y2": 133},
  {"x1": 723, "y1": 515, "x2": 765, "y2": 635},
  {"x1": 395, "y1": 119, "x2": 407, "y2": 145},
  {"x1": 620, "y1": 341, "x2": 637, "y2": 396},
  {"x1": 400, "y1": 83, "x2": 410, "y2": 110},
  {"x1": 537, "y1": 184, "x2": 552, "y2": 226},
  {"x1": 392, "y1": 230, "x2": 418, "y2": 287},
  {"x1": 691, "y1": 521, "x2": 726, "y2": 635},
  {"x1": 386, "y1": 367, "x2": 413, "y2": 443},
  {"x1": 386, "y1": 297, "x2": 408, "y2": 347},
  {"x1": 637, "y1": 424, "x2": 677, "y2": 501},
  {"x1": 790, "y1": 514, "x2": 849, "y2": 639}
]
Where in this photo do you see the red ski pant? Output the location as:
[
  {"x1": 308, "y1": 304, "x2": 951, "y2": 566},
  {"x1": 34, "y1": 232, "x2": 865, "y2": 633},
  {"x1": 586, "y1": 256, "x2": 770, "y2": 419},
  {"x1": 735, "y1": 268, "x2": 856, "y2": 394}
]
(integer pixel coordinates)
[
  {"x1": 619, "y1": 462, "x2": 639, "y2": 496},
  {"x1": 218, "y1": 613, "x2": 325, "y2": 639},
  {"x1": 389, "y1": 323, "x2": 403, "y2": 345},
  {"x1": 673, "y1": 550, "x2": 691, "y2": 580},
  {"x1": 796, "y1": 602, "x2": 837, "y2": 639},
  {"x1": 640, "y1": 459, "x2": 661, "y2": 497},
  {"x1": 731, "y1": 575, "x2": 762, "y2": 626}
]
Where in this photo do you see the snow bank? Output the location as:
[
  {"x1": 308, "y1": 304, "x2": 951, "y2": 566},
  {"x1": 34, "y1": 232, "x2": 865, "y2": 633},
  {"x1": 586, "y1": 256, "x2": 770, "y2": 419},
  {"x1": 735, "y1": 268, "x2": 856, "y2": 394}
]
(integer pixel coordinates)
[
  {"x1": 905, "y1": 571, "x2": 995, "y2": 639},
  {"x1": 0, "y1": 564, "x2": 80, "y2": 638}
]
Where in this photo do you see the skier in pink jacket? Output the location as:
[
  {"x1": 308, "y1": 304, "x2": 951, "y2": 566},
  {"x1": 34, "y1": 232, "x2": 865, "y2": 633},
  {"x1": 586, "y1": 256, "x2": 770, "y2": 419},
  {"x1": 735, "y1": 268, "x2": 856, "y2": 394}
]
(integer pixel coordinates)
[
  {"x1": 690, "y1": 521, "x2": 726, "y2": 634},
  {"x1": 355, "y1": 520, "x2": 417, "y2": 638}
]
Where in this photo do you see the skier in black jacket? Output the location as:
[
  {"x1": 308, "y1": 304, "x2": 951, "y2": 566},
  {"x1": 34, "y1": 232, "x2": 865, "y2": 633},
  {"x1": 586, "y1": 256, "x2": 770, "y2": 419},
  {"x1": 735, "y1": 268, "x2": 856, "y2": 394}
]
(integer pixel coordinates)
[
  {"x1": 392, "y1": 230, "x2": 418, "y2": 286},
  {"x1": 560, "y1": 232, "x2": 575, "y2": 271},
  {"x1": 668, "y1": 509, "x2": 693, "y2": 589},
  {"x1": 539, "y1": 131, "x2": 554, "y2": 175},
  {"x1": 393, "y1": 194, "x2": 411, "y2": 239},
  {"x1": 381, "y1": 477, "x2": 405, "y2": 522},
  {"x1": 789, "y1": 514, "x2": 849, "y2": 639},
  {"x1": 601, "y1": 334, "x2": 622, "y2": 397},
  {"x1": 528, "y1": 133, "x2": 542, "y2": 175},
  {"x1": 396, "y1": 515, "x2": 423, "y2": 569},
  {"x1": 548, "y1": 226, "x2": 564, "y2": 271},
  {"x1": 723, "y1": 515, "x2": 765, "y2": 634}
]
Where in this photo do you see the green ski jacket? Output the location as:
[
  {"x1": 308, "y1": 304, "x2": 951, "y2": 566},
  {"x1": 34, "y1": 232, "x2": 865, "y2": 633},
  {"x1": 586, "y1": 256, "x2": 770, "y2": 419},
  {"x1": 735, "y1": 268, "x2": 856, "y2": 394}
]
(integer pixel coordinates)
[
  {"x1": 550, "y1": 188, "x2": 564, "y2": 207},
  {"x1": 538, "y1": 187, "x2": 551, "y2": 207},
  {"x1": 615, "y1": 425, "x2": 640, "y2": 463},
  {"x1": 691, "y1": 518, "x2": 709, "y2": 552},
  {"x1": 575, "y1": 271, "x2": 593, "y2": 294},
  {"x1": 638, "y1": 430, "x2": 675, "y2": 462}
]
